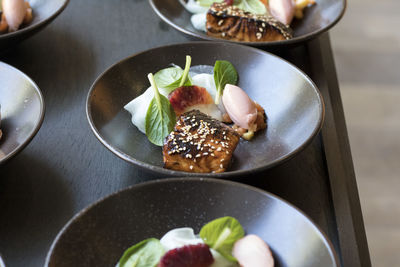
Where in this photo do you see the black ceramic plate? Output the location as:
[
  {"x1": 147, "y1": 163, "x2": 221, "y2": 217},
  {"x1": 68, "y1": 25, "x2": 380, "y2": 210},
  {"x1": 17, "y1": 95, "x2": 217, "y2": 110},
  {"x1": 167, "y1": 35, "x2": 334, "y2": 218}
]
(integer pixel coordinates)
[
  {"x1": 0, "y1": 62, "x2": 45, "y2": 164},
  {"x1": 149, "y1": 0, "x2": 346, "y2": 46},
  {"x1": 46, "y1": 178, "x2": 339, "y2": 267},
  {"x1": 87, "y1": 42, "x2": 324, "y2": 177},
  {"x1": 0, "y1": 0, "x2": 69, "y2": 52}
]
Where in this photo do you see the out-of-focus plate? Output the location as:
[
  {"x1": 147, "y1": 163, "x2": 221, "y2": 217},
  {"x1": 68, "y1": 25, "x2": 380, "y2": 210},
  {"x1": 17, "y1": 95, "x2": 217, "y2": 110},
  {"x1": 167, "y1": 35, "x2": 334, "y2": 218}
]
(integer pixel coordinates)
[
  {"x1": 86, "y1": 42, "x2": 324, "y2": 177},
  {"x1": 149, "y1": 0, "x2": 346, "y2": 46},
  {"x1": 0, "y1": 62, "x2": 45, "y2": 164},
  {"x1": 46, "y1": 178, "x2": 339, "y2": 267},
  {"x1": 0, "y1": 0, "x2": 69, "y2": 52}
]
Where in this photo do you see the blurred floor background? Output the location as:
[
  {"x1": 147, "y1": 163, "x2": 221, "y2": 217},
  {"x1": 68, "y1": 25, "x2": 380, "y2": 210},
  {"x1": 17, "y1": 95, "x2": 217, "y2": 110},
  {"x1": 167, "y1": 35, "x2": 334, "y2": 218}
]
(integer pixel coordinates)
[{"x1": 330, "y1": 0, "x2": 400, "y2": 266}]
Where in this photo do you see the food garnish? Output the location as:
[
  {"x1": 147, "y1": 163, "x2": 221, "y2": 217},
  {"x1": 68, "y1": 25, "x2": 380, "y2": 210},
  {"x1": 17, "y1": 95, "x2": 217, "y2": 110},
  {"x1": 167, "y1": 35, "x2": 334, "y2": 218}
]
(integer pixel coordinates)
[
  {"x1": 199, "y1": 216, "x2": 244, "y2": 262},
  {"x1": 213, "y1": 60, "x2": 238, "y2": 104},
  {"x1": 145, "y1": 73, "x2": 177, "y2": 146},
  {"x1": 118, "y1": 216, "x2": 274, "y2": 267},
  {"x1": 118, "y1": 238, "x2": 164, "y2": 267},
  {"x1": 155, "y1": 55, "x2": 193, "y2": 93}
]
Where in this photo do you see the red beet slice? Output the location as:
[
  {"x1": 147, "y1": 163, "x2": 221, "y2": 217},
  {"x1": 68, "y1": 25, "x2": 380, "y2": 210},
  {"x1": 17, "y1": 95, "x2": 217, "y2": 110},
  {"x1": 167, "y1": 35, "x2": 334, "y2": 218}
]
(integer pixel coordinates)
[
  {"x1": 159, "y1": 243, "x2": 214, "y2": 267},
  {"x1": 168, "y1": 86, "x2": 213, "y2": 116}
]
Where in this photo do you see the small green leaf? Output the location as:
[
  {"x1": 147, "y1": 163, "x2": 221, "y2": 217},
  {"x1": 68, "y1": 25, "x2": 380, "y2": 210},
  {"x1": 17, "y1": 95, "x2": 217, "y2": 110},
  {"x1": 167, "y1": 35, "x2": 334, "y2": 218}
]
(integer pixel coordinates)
[
  {"x1": 236, "y1": 0, "x2": 267, "y2": 14},
  {"x1": 154, "y1": 67, "x2": 184, "y2": 89},
  {"x1": 200, "y1": 216, "x2": 245, "y2": 262},
  {"x1": 118, "y1": 238, "x2": 164, "y2": 267},
  {"x1": 213, "y1": 60, "x2": 238, "y2": 104},
  {"x1": 154, "y1": 56, "x2": 192, "y2": 93},
  {"x1": 145, "y1": 73, "x2": 176, "y2": 146}
]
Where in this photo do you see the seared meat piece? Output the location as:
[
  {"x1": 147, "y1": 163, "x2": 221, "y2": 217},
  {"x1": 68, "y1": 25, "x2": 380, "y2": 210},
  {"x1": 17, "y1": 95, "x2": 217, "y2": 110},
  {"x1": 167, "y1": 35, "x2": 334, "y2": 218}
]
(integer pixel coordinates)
[
  {"x1": 163, "y1": 110, "x2": 240, "y2": 173},
  {"x1": 206, "y1": 2, "x2": 292, "y2": 42}
]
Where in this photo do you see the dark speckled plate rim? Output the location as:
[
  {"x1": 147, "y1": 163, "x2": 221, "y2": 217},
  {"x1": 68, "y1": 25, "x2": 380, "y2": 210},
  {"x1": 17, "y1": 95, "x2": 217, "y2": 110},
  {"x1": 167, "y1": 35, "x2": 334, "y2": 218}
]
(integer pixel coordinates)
[
  {"x1": 86, "y1": 41, "x2": 325, "y2": 178},
  {"x1": 44, "y1": 177, "x2": 340, "y2": 267},
  {"x1": 0, "y1": 61, "x2": 45, "y2": 165},
  {"x1": 0, "y1": 0, "x2": 69, "y2": 40},
  {"x1": 148, "y1": 0, "x2": 346, "y2": 47}
]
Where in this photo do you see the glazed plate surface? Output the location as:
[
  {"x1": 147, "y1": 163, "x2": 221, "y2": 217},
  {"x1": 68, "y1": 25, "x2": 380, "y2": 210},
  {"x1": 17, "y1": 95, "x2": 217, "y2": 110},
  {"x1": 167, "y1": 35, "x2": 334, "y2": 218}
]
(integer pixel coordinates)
[{"x1": 0, "y1": 62, "x2": 45, "y2": 164}]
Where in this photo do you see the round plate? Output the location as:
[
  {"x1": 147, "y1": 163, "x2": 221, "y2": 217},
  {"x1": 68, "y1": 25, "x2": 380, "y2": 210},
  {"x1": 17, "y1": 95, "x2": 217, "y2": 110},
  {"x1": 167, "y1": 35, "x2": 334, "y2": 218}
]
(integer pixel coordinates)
[
  {"x1": 46, "y1": 178, "x2": 339, "y2": 267},
  {"x1": 0, "y1": 62, "x2": 45, "y2": 164},
  {"x1": 0, "y1": 0, "x2": 69, "y2": 52},
  {"x1": 149, "y1": 0, "x2": 346, "y2": 46},
  {"x1": 87, "y1": 42, "x2": 324, "y2": 177}
]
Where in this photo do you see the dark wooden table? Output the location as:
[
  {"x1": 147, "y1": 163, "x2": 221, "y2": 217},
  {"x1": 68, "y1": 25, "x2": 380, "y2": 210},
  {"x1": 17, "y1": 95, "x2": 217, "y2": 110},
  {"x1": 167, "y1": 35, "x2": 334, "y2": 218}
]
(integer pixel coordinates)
[{"x1": 0, "y1": 1, "x2": 371, "y2": 266}]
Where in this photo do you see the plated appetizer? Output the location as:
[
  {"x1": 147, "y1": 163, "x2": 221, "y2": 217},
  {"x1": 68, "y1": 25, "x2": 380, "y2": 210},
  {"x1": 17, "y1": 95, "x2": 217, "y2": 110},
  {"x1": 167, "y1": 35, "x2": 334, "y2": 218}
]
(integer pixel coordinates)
[
  {"x1": 180, "y1": 0, "x2": 315, "y2": 42},
  {"x1": 124, "y1": 56, "x2": 267, "y2": 173},
  {"x1": 118, "y1": 216, "x2": 274, "y2": 267},
  {"x1": 0, "y1": 0, "x2": 33, "y2": 34}
]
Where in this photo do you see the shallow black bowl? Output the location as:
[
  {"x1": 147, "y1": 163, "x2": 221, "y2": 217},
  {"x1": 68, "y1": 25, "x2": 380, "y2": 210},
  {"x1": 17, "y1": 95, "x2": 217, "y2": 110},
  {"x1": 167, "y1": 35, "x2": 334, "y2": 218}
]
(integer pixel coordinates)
[
  {"x1": 0, "y1": 62, "x2": 45, "y2": 164},
  {"x1": 149, "y1": 0, "x2": 346, "y2": 46},
  {"x1": 87, "y1": 42, "x2": 324, "y2": 178},
  {"x1": 0, "y1": 0, "x2": 69, "y2": 52},
  {"x1": 46, "y1": 178, "x2": 339, "y2": 267}
]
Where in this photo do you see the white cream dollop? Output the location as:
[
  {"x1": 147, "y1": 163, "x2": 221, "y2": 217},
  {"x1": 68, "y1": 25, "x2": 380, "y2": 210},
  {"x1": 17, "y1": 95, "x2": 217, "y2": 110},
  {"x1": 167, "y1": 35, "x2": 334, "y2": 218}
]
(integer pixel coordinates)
[
  {"x1": 232, "y1": 234, "x2": 274, "y2": 267},
  {"x1": 222, "y1": 84, "x2": 257, "y2": 129}
]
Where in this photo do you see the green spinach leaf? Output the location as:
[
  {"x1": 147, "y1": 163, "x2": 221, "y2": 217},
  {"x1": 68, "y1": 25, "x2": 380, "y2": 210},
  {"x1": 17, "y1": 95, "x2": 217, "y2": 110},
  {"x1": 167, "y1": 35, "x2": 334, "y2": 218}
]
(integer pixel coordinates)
[
  {"x1": 154, "y1": 67, "x2": 184, "y2": 89},
  {"x1": 213, "y1": 60, "x2": 238, "y2": 104},
  {"x1": 154, "y1": 55, "x2": 192, "y2": 93},
  {"x1": 145, "y1": 73, "x2": 176, "y2": 146},
  {"x1": 118, "y1": 238, "x2": 164, "y2": 267},
  {"x1": 199, "y1": 216, "x2": 245, "y2": 262}
]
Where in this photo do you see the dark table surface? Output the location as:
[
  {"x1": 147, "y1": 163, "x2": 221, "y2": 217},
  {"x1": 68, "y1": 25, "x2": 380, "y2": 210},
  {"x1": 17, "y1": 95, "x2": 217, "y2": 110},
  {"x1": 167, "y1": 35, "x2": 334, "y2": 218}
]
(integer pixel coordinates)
[{"x1": 0, "y1": 1, "x2": 371, "y2": 266}]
